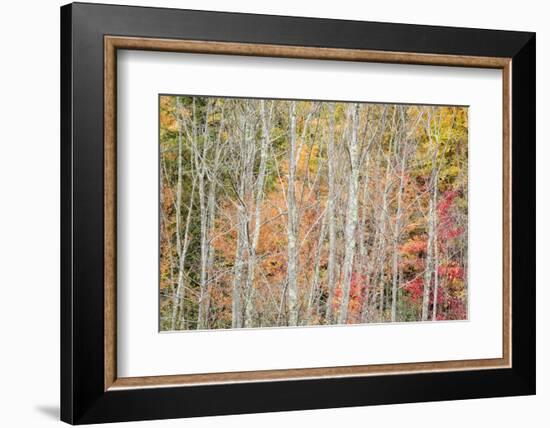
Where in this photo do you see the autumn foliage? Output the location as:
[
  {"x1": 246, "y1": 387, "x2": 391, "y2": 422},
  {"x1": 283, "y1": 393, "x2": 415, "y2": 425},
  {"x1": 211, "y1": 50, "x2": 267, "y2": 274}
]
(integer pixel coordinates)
[{"x1": 159, "y1": 96, "x2": 468, "y2": 330}]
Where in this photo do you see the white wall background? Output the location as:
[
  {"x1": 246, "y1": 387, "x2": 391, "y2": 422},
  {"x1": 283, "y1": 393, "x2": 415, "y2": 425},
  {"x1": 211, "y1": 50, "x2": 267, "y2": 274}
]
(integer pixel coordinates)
[{"x1": 0, "y1": 0, "x2": 545, "y2": 426}]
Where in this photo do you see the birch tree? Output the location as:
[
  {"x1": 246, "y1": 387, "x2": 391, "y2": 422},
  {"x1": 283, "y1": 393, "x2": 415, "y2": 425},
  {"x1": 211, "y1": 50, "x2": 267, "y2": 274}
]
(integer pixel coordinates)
[
  {"x1": 338, "y1": 103, "x2": 360, "y2": 324},
  {"x1": 390, "y1": 134, "x2": 408, "y2": 322},
  {"x1": 244, "y1": 101, "x2": 272, "y2": 327},
  {"x1": 325, "y1": 102, "x2": 337, "y2": 323},
  {"x1": 230, "y1": 102, "x2": 255, "y2": 328},
  {"x1": 170, "y1": 97, "x2": 197, "y2": 330},
  {"x1": 286, "y1": 101, "x2": 299, "y2": 326},
  {"x1": 422, "y1": 109, "x2": 441, "y2": 321}
]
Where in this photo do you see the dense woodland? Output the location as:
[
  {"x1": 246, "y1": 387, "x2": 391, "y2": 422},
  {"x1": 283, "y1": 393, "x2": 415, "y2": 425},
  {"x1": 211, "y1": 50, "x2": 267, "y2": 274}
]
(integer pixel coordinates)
[{"x1": 159, "y1": 96, "x2": 468, "y2": 331}]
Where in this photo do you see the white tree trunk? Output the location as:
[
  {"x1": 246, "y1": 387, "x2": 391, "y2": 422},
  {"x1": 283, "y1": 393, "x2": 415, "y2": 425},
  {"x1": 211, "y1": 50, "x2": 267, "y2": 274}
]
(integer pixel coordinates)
[
  {"x1": 232, "y1": 204, "x2": 246, "y2": 328},
  {"x1": 306, "y1": 214, "x2": 327, "y2": 322},
  {"x1": 338, "y1": 104, "x2": 360, "y2": 324},
  {"x1": 201, "y1": 105, "x2": 226, "y2": 329},
  {"x1": 197, "y1": 110, "x2": 209, "y2": 329},
  {"x1": 422, "y1": 195, "x2": 435, "y2": 321},
  {"x1": 287, "y1": 101, "x2": 299, "y2": 326},
  {"x1": 325, "y1": 103, "x2": 337, "y2": 324},
  {"x1": 422, "y1": 111, "x2": 440, "y2": 322},
  {"x1": 171, "y1": 98, "x2": 196, "y2": 330},
  {"x1": 244, "y1": 101, "x2": 271, "y2": 327},
  {"x1": 231, "y1": 106, "x2": 251, "y2": 329},
  {"x1": 431, "y1": 183, "x2": 439, "y2": 321},
  {"x1": 391, "y1": 140, "x2": 408, "y2": 322}
]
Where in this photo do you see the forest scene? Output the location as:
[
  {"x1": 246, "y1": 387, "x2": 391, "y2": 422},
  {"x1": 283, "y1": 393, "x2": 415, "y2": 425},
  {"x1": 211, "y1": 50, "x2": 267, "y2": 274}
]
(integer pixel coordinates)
[{"x1": 159, "y1": 95, "x2": 468, "y2": 331}]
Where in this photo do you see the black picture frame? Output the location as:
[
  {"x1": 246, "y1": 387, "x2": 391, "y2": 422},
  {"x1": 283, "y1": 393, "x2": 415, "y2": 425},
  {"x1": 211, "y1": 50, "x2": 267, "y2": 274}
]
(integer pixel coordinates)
[{"x1": 61, "y1": 2, "x2": 535, "y2": 424}]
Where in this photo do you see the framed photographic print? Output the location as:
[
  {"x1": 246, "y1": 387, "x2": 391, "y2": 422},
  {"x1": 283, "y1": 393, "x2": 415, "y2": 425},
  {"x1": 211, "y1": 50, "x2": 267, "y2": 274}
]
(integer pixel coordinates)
[{"x1": 60, "y1": 2, "x2": 535, "y2": 424}]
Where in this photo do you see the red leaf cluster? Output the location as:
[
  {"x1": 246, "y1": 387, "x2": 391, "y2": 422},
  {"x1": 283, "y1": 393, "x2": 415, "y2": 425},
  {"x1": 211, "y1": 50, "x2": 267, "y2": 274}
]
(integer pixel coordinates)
[
  {"x1": 437, "y1": 190, "x2": 465, "y2": 242},
  {"x1": 437, "y1": 262, "x2": 464, "y2": 282},
  {"x1": 403, "y1": 277, "x2": 424, "y2": 302}
]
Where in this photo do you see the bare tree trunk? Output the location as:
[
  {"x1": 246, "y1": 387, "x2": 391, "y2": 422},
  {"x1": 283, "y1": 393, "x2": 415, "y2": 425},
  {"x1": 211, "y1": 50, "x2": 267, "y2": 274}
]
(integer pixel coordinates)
[
  {"x1": 391, "y1": 112, "x2": 410, "y2": 322},
  {"x1": 359, "y1": 106, "x2": 388, "y2": 322},
  {"x1": 431, "y1": 183, "x2": 439, "y2": 321},
  {"x1": 422, "y1": 194, "x2": 434, "y2": 321},
  {"x1": 231, "y1": 106, "x2": 251, "y2": 329},
  {"x1": 391, "y1": 148, "x2": 407, "y2": 322},
  {"x1": 306, "y1": 214, "x2": 327, "y2": 323},
  {"x1": 338, "y1": 103, "x2": 360, "y2": 324},
  {"x1": 174, "y1": 98, "x2": 184, "y2": 263},
  {"x1": 244, "y1": 100, "x2": 271, "y2": 327},
  {"x1": 356, "y1": 157, "x2": 371, "y2": 318},
  {"x1": 287, "y1": 101, "x2": 299, "y2": 326},
  {"x1": 232, "y1": 204, "x2": 246, "y2": 328},
  {"x1": 202, "y1": 183, "x2": 217, "y2": 329},
  {"x1": 377, "y1": 190, "x2": 389, "y2": 320},
  {"x1": 200, "y1": 103, "x2": 227, "y2": 329},
  {"x1": 195, "y1": 102, "x2": 213, "y2": 329},
  {"x1": 422, "y1": 110, "x2": 440, "y2": 322},
  {"x1": 171, "y1": 99, "x2": 196, "y2": 330},
  {"x1": 376, "y1": 131, "x2": 394, "y2": 322},
  {"x1": 325, "y1": 102, "x2": 337, "y2": 323},
  {"x1": 171, "y1": 98, "x2": 185, "y2": 329},
  {"x1": 172, "y1": 178, "x2": 195, "y2": 330},
  {"x1": 361, "y1": 144, "x2": 386, "y2": 323}
]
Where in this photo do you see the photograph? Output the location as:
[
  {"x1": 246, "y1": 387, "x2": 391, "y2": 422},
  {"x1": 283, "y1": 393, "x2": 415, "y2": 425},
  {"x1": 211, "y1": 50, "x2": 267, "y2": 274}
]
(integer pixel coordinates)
[{"x1": 159, "y1": 96, "x2": 469, "y2": 331}]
